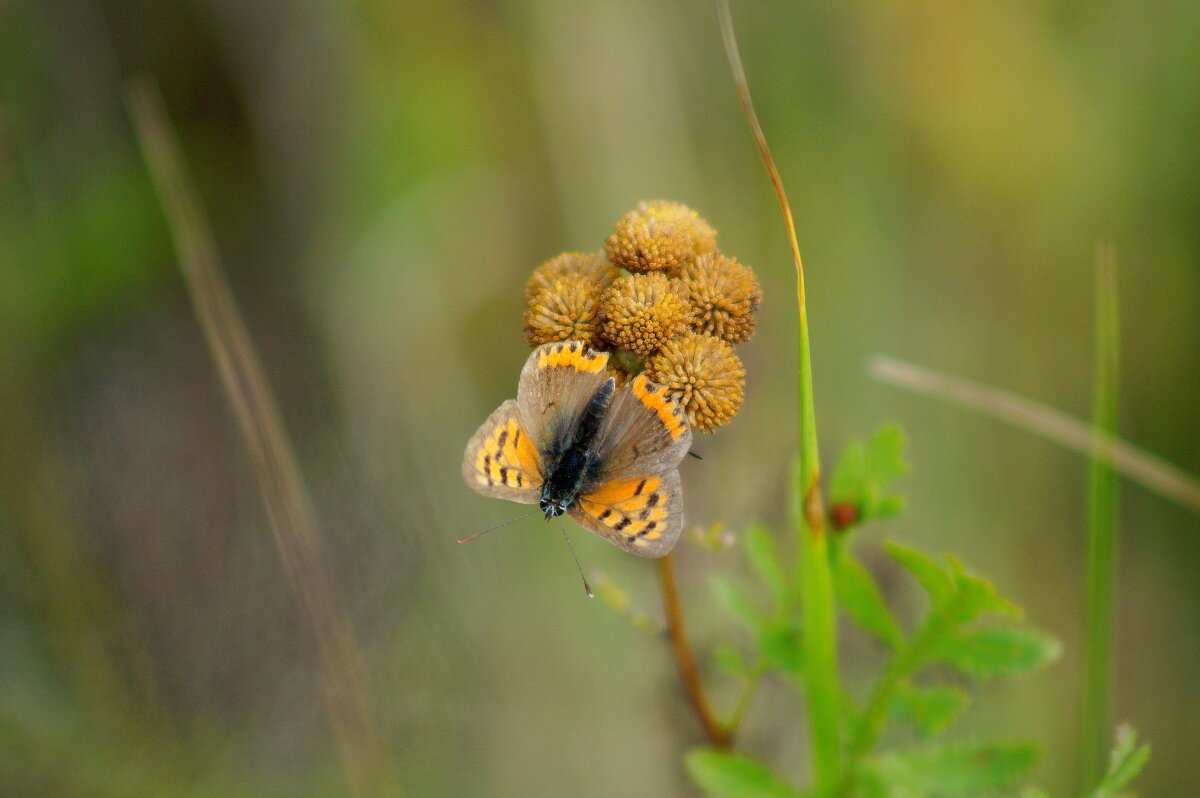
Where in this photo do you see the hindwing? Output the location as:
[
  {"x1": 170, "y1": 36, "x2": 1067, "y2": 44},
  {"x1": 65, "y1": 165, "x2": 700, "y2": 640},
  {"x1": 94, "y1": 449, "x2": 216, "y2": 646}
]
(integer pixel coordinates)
[{"x1": 569, "y1": 469, "x2": 683, "y2": 557}]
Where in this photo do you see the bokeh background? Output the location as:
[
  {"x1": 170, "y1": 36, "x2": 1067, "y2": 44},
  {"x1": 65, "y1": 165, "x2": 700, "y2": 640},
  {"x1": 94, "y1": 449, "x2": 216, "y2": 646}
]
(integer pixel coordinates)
[{"x1": 2, "y1": 0, "x2": 1198, "y2": 795}]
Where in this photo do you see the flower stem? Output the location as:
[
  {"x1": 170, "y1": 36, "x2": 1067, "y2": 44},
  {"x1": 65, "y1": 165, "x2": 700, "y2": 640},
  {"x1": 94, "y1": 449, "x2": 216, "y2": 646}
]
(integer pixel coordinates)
[{"x1": 657, "y1": 553, "x2": 732, "y2": 749}]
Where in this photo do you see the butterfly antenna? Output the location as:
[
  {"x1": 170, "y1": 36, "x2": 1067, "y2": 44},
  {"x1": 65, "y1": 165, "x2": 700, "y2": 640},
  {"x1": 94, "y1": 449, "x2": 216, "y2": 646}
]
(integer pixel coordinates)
[
  {"x1": 457, "y1": 511, "x2": 534, "y2": 544},
  {"x1": 558, "y1": 519, "x2": 594, "y2": 598},
  {"x1": 688, "y1": 450, "x2": 703, "y2": 460}
]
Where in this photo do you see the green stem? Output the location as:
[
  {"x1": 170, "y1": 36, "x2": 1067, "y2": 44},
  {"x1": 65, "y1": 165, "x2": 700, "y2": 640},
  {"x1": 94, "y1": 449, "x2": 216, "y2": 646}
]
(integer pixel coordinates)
[
  {"x1": 718, "y1": 3, "x2": 840, "y2": 790},
  {"x1": 1080, "y1": 245, "x2": 1119, "y2": 789},
  {"x1": 725, "y1": 659, "x2": 768, "y2": 735}
]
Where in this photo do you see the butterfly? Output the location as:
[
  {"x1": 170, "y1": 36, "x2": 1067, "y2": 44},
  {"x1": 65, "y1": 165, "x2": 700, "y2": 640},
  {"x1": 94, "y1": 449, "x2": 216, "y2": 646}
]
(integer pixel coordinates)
[{"x1": 462, "y1": 340, "x2": 692, "y2": 557}]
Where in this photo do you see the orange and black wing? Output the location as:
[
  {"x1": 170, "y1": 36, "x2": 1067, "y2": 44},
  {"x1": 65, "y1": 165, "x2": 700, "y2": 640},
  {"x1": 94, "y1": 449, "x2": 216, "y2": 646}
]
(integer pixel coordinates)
[
  {"x1": 568, "y1": 469, "x2": 683, "y2": 558},
  {"x1": 462, "y1": 400, "x2": 543, "y2": 504}
]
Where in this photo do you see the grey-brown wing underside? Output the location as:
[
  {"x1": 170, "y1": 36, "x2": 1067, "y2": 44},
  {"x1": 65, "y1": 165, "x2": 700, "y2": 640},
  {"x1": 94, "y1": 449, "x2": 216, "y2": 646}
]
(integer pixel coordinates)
[{"x1": 590, "y1": 373, "x2": 692, "y2": 481}]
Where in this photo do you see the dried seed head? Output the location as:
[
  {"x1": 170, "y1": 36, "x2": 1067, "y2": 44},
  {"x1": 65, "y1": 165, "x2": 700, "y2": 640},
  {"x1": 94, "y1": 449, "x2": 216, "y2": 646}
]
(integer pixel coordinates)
[
  {"x1": 605, "y1": 200, "x2": 718, "y2": 273},
  {"x1": 598, "y1": 273, "x2": 693, "y2": 356},
  {"x1": 674, "y1": 252, "x2": 762, "y2": 344},
  {"x1": 524, "y1": 274, "x2": 605, "y2": 348},
  {"x1": 525, "y1": 251, "x2": 620, "y2": 302},
  {"x1": 645, "y1": 331, "x2": 746, "y2": 433}
]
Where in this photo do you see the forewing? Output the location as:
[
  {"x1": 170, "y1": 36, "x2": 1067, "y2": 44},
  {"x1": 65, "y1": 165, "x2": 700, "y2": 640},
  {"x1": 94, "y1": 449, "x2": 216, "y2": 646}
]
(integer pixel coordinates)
[
  {"x1": 516, "y1": 341, "x2": 611, "y2": 453},
  {"x1": 591, "y1": 373, "x2": 692, "y2": 481},
  {"x1": 569, "y1": 469, "x2": 683, "y2": 558},
  {"x1": 462, "y1": 400, "x2": 542, "y2": 503}
]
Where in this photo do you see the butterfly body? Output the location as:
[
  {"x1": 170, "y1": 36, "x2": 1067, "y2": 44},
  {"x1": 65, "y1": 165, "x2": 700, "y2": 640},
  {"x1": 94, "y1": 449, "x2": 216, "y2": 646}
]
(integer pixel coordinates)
[
  {"x1": 464, "y1": 341, "x2": 691, "y2": 557},
  {"x1": 537, "y1": 375, "x2": 615, "y2": 517}
]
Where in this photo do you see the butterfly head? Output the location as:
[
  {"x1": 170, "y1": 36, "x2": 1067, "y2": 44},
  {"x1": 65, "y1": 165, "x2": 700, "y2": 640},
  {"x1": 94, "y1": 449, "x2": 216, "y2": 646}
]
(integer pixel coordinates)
[{"x1": 539, "y1": 496, "x2": 568, "y2": 519}]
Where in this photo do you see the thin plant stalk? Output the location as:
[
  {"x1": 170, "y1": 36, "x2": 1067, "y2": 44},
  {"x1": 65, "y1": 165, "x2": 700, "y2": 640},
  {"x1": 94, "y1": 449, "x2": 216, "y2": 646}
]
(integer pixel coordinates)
[
  {"x1": 869, "y1": 357, "x2": 1200, "y2": 516},
  {"x1": 658, "y1": 553, "x2": 732, "y2": 748},
  {"x1": 1081, "y1": 244, "x2": 1120, "y2": 789},
  {"x1": 127, "y1": 79, "x2": 393, "y2": 798},
  {"x1": 719, "y1": 2, "x2": 840, "y2": 791}
]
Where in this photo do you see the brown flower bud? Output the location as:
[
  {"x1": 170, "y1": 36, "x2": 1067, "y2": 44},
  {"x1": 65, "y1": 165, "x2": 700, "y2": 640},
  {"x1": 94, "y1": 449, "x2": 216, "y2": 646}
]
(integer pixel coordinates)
[{"x1": 644, "y1": 331, "x2": 746, "y2": 433}]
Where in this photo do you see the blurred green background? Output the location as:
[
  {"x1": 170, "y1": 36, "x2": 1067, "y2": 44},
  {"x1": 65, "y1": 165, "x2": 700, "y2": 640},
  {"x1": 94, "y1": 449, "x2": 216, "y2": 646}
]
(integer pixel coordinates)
[{"x1": 1, "y1": 0, "x2": 1197, "y2": 795}]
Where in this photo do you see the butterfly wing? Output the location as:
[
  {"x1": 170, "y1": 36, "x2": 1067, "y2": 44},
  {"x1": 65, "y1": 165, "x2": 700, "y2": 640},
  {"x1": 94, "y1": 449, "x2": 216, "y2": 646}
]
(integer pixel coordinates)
[
  {"x1": 462, "y1": 399, "x2": 543, "y2": 503},
  {"x1": 590, "y1": 373, "x2": 692, "y2": 481},
  {"x1": 516, "y1": 341, "x2": 611, "y2": 454},
  {"x1": 568, "y1": 468, "x2": 683, "y2": 557}
]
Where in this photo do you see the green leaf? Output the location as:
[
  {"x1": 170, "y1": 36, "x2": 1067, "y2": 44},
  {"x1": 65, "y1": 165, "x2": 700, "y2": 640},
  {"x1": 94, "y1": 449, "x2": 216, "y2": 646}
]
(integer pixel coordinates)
[
  {"x1": 892, "y1": 684, "x2": 969, "y2": 737},
  {"x1": 885, "y1": 541, "x2": 953, "y2": 606},
  {"x1": 927, "y1": 626, "x2": 1061, "y2": 680},
  {"x1": 758, "y1": 621, "x2": 803, "y2": 679},
  {"x1": 832, "y1": 549, "x2": 905, "y2": 649},
  {"x1": 830, "y1": 426, "x2": 909, "y2": 527},
  {"x1": 944, "y1": 558, "x2": 1021, "y2": 622},
  {"x1": 745, "y1": 525, "x2": 788, "y2": 608},
  {"x1": 829, "y1": 441, "x2": 867, "y2": 504},
  {"x1": 873, "y1": 495, "x2": 906, "y2": 521},
  {"x1": 1091, "y1": 725, "x2": 1150, "y2": 798},
  {"x1": 869, "y1": 741, "x2": 1037, "y2": 796},
  {"x1": 686, "y1": 749, "x2": 805, "y2": 798},
  {"x1": 712, "y1": 577, "x2": 764, "y2": 632},
  {"x1": 864, "y1": 425, "x2": 909, "y2": 482},
  {"x1": 713, "y1": 645, "x2": 749, "y2": 677}
]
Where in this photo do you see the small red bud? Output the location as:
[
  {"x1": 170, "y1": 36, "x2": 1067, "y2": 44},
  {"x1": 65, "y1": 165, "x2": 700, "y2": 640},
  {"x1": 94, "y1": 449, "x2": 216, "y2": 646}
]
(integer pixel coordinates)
[{"x1": 829, "y1": 501, "x2": 859, "y2": 532}]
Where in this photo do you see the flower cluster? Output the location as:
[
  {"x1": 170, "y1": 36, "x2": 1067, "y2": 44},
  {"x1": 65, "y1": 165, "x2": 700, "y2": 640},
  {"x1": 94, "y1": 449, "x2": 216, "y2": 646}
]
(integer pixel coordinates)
[{"x1": 522, "y1": 201, "x2": 759, "y2": 433}]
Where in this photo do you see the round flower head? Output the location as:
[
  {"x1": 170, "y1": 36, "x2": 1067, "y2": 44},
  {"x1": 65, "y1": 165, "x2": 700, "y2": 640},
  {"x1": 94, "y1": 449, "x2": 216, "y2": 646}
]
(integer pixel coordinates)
[
  {"x1": 674, "y1": 252, "x2": 762, "y2": 344},
  {"x1": 599, "y1": 272, "x2": 693, "y2": 356},
  {"x1": 605, "y1": 200, "x2": 718, "y2": 273},
  {"x1": 524, "y1": 274, "x2": 604, "y2": 348},
  {"x1": 525, "y1": 251, "x2": 620, "y2": 301},
  {"x1": 645, "y1": 331, "x2": 746, "y2": 433}
]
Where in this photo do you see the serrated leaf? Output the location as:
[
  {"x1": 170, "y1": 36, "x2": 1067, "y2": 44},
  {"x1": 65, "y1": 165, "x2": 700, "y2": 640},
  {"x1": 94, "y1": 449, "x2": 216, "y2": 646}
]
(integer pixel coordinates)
[
  {"x1": 944, "y1": 558, "x2": 1021, "y2": 621},
  {"x1": 712, "y1": 577, "x2": 764, "y2": 632},
  {"x1": 1092, "y1": 724, "x2": 1150, "y2": 798},
  {"x1": 873, "y1": 495, "x2": 906, "y2": 520},
  {"x1": 869, "y1": 741, "x2": 1037, "y2": 796},
  {"x1": 864, "y1": 425, "x2": 908, "y2": 485},
  {"x1": 832, "y1": 550, "x2": 905, "y2": 649},
  {"x1": 745, "y1": 526, "x2": 788, "y2": 607},
  {"x1": 830, "y1": 442, "x2": 867, "y2": 503},
  {"x1": 758, "y1": 621, "x2": 804, "y2": 679},
  {"x1": 926, "y1": 626, "x2": 1060, "y2": 679},
  {"x1": 686, "y1": 749, "x2": 805, "y2": 798},
  {"x1": 892, "y1": 684, "x2": 969, "y2": 737},
  {"x1": 885, "y1": 541, "x2": 953, "y2": 606},
  {"x1": 829, "y1": 426, "x2": 909, "y2": 528},
  {"x1": 713, "y1": 645, "x2": 748, "y2": 677}
]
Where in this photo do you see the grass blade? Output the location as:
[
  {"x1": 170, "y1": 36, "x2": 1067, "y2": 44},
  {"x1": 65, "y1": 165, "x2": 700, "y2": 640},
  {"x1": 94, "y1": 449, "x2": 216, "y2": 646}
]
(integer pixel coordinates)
[
  {"x1": 126, "y1": 78, "x2": 394, "y2": 797},
  {"x1": 718, "y1": 1, "x2": 840, "y2": 791},
  {"x1": 868, "y1": 357, "x2": 1200, "y2": 516}
]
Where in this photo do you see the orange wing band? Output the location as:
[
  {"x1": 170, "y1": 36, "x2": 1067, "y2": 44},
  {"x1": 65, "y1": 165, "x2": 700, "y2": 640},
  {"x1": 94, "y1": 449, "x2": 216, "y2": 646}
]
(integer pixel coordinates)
[
  {"x1": 536, "y1": 341, "x2": 608, "y2": 373},
  {"x1": 632, "y1": 375, "x2": 687, "y2": 440}
]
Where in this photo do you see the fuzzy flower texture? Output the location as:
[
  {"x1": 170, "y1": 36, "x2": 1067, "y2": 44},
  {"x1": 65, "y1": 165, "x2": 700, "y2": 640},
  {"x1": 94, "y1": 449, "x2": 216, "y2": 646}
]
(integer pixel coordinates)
[{"x1": 523, "y1": 201, "x2": 759, "y2": 433}]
